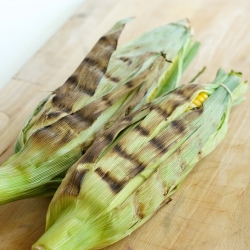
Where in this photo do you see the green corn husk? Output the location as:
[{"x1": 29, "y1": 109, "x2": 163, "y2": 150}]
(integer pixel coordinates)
[
  {"x1": 32, "y1": 69, "x2": 247, "y2": 250},
  {"x1": 0, "y1": 19, "x2": 198, "y2": 205}
]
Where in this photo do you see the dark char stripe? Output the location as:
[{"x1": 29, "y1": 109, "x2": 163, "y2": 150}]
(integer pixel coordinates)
[
  {"x1": 135, "y1": 125, "x2": 150, "y2": 137},
  {"x1": 170, "y1": 120, "x2": 185, "y2": 133},
  {"x1": 114, "y1": 144, "x2": 147, "y2": 177},
  {"x1": 153, "y1": 106, "x2": 169, "y2": 119},
  {"x1": 95, "y1": 167, "x2": 125, "y2": 193},
  {"x1": 65, "y1": 169, "x2": 88, "y2": 197},
  {"x1": 67, "y1": 75, "x2": 78, "y2": 85},
  {"x1": 106, "y1": 74, "x2": 120, "y2": 83},
  {"x1": 150, "y1": 137, "x2": 168, "y2": 153},
  {"x1": 114, "y1": 144, "x2": 135, "y2": 162},
  {"x1": 102, "y1": 95, "x2": 114, "y2": 106},
  {"x1": 119, "y1": 57, "x2": 132, "y2": 65},
  {"x1": 78, "y1": 84, "x2": 96, "y2": 96}
]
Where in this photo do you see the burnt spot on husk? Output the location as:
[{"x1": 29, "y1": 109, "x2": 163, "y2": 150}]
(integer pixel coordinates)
[
  {"x1": 51, "y1": 95, "x2": 72, "y2": 112},
  {"x1": 73, "y1": 107, "x2": 99, "y2": 126},
  {"x1": 114, "y1": 144, "x2": 135, "y2": 162},
  {"x1": 67, "y1": 75, "x2": 78, "y2": 85},
  {"x1": 125, "y1": 106, "x2": 132, "y2": 116},
  {"x1": 95, "y1": 167, "x2": 126, "y2": 193},
  {"x1": 60, "y1": 130, "x2": 74, "y2": 144},
  {"x1": 126, "y1": 80, "x2": 135, "y2": 88},
  {"x1": 135, "y1": 125, "x2": 150, "y2": 137},
  {"x1": 46, "y1": 111, "x2": 62, "y2": 120},
  {"x1": 78, "y1": 84, "x2": 96, "y2": 96},
  {"x1": 136, "y1": 202, "x2": 146, "y2": 219},
  {"x1": 119, "y1": 57, "x2": 132, "y2": 65},
  {"x1": 175, "y1": 84, "x2": 201, "y2": 100},
  {"x1": 106, "y1": 74, "x2": 120, "y2": 83},
  {"x1": 64, "y1": 169, "x2": 88, "y2": 196},
  {"x1": 150, "y1": 137, "x2": 168, "y2": 153},
  {"x1": 82, "y1": 148, "x2": 97, "y2": 163},
  {"x1": 128, "y1": 163, "x2": 146, "y2": 177},
  {"x1": 102, "y1": 95, "x2": 114, "y2": 106},
  {"x1": 171, "y1": 120, "x2": 186, "y2": 133},
  {"x1": 154, "y1": 106, "x2": 169, "y2": 119},
  {"x1": 172, "y1": 100, "x2": 184, "y2": 110},
  {"x1": 99, "y1": 35, "x2": 108, "y2": 44},
  {"x1": 160, "y1": 51, "x2": 172, "y2": 63},
  {"x1": 114, "y1": 144, "x2": 147, "y2": 177},
  {"x1": 84, "y1": 57, "x2": 99, "y2": 68}
]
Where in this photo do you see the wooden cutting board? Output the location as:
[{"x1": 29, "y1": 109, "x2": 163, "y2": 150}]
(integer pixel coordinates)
[{"x1": 0, "y1": 0, "x2": 250, "y2": 249}]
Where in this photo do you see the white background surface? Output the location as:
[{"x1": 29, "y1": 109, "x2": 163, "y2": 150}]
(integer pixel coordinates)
[{"x1": 0, "y1": 0, "x2": 85, "y2": 89}]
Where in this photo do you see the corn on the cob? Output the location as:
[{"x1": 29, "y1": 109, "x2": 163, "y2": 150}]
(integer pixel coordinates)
[
  {"x1": 32, "y1": 69, "x2": 247, "y2": 250},
  {"x1": 0, "y1": 19, "x2": 198, "y2": 205}
]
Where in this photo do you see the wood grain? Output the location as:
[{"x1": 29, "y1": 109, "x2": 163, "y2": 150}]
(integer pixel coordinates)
[{"x1": 0, "y1": 0, "x2": 250, "y2": 249}]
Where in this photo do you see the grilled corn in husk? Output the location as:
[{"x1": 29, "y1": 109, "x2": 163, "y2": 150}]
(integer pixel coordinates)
[
  {"x1": 0, "y1": 19, "x2": 198, "y2": 205},
  {"x1": 32, "y1": 69, "x2": 247, "y2": 250}
]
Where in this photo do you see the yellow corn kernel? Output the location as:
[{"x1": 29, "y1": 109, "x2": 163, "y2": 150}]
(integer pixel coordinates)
[
  {"x1": 199, "y1": 92, "x2": 208, "y2": 99},
  {"x1": 186, "y1": 91, "x2": 209, "y2": 111},
  {"x1": 192, "y1": 91, "x2": 208, "y2": 107},
  {"x1": 196, "y1": 95, "x2": 205, "y2": 103},
  {"x1": 193, "y1": 99, "x2": 202, "y2": 107}
]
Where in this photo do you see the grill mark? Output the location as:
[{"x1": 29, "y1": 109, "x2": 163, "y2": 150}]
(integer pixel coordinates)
[
  {"x1": 99, "y1": 36, "x2": 108, "y2": 43},
  {"x1": 60, "y1": 129, "x2": 74, "y2": 144},
  {"x1": 128, "y1": 163, "x2": 145, "y2": 177},
  {"x1": 99, "y1": 35, "x2": 117, "y2": 49},
  {"x1": 73, "y1": 108, "x2": 99, "y2": 126},
  {"x1": 172, "y1": 100, "x2": 184, "y2": 110},
  {"x1": 64, "y1": 169, "x2": 88, "y2": 196},
  {"x1": 102, "y1": 95, "x2": 114, "y2": 106},
  {"x1": 154, "y1": 106, "x2": 169, "y2": 119},
  {"x1": 105, "y1": 132, "x2": 114, "y2": 143},
  {"x1": 58, "y1": 104, "x2": 71, "y2": 113},
  {"x1": 114, "y1": 144, "x2": 135, "y2": 162},
  {"x1": 95, "y1": 167, "x2": 126, "y2": 193},
  {"x1": 126, "y1": 80, "x2": 135, "y2": 88},
  {"x1": 82, "y1": 131, "x2": 115, "y2": 164},
  {"x1": 49, "y1": 23, "x2": 126, "y2": 116},
  {"x1": 46, "y1": 111, "x2": 61, "y2": 120},
  {"x1": 52, "y1": 95, "x2": 72, "y2": 112},
  {"x1": 114, "y1": 144, "x2": 147, "y2": 177},
  {"x1": 106, "y1": 74, "x2": 120, "y2": 83},
  {"x1": 171, "y1": 120, "x2": 186, "y2": 133},
  {"x1": 110, "y1": 76, "x2": 120, "y2": 83},
  {"x1": 81, "y1": 56, "x2": 106, "y2": 84},
  {"x1": 175, "y1": 89, "x2": 190, "y2": 100},
  {"x1": 78, "y1": 84, "x2": 96, "y2": 96},
  {"x1": 150, "y1": 137, "x2": 168, "y2": 153},
  {"x1": 62, "y1": 114, "x2": 88, "y2": 129},
  {"x1": 67, "y1": 75, "x2": 78, "y2": 85},
  {"x1": 119, "y1": 57, "x2": 132, "y2": 65},
  {"x1": 175, "y1": 84, "x2": 200, "y2": 100},
  {"x1": 125, "y1": 106, "x2": 132, "y2": 116},
  {"x1": 36, "y1": 115, "x2": 83, "y2": 143},
  {"x1": 84, "y1": 57, "x2": 98, "y2": 68},
  {"x1": 135, "y1": 125, "x2": 150, "y2": 137},
  {"x1": 82, "y1": 149, "x2": 96, "y2": 163}
]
